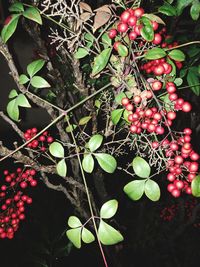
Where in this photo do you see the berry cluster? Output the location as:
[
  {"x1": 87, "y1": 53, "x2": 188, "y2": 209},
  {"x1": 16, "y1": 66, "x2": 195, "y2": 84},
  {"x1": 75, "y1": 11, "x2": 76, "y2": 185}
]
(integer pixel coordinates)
[
  {"x1": 0, "y1": 168, "x2": 37, "y2": 239},
  {"x1": 24, "y1": 127, "x2": 54, "y2": 151}
]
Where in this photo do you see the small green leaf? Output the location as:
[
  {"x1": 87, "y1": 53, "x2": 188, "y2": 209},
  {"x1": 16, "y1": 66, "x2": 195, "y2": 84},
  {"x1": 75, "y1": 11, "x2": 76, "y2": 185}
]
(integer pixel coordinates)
[
  {"x1": 132, "y1": 156, "x2": 151, "y2": 178},
  {"x1": 190, "y1": 1, "x2": 200, "y2": 20},
  {"x1": 27, "y1": 59, "x2": 45, "y2": 77},
  {"x1": 9, "y1": 3, "x2": 24, "y2": 12},
  {"x1": 88, "y1": 134, "x2": 103, "y2": 152},
  {"x1": 16, "y1": 94, "x2": 31, "y2": 108},
  {"x1": 145, "y1": 179, "x2": 160, "y2": 201},
  {"x1": 30, "y1": 76, "x2": 50, "y2": 88},
  {"x1": 98, "y1": 220, "x2": 123, "y2": 245},
  {"x1": 65, "y1": 124, "x2": 77, "y2": 132},
  {"x1": 115, "y1": 92, "x2": 127, "y2": 105},
  {"x1": 140, "y1": 17, "x2": 154, "y2": 42},
  {"x1": 23, "y1": 7, "x2": 42, "y2": 25},
  {"x1": 176, "y1": 0, "x2": 193, "y2": 15},
  {"x1": 66, "y1": 228, "x2": 81, "y2": 249},
  {"x1": 168, "y1": 49, "x2": 185, "y2": 61},
  {"x1": 1, "y1": 14, "x2": 20, "y2": 43},
  {"x1": 85, "y1": 33, "x2": 94, "y2": 48},
  {"x1": 49, "y1": 142, "x2": 64, "y2": 158},
  {"x1": 142, "y1": 13, "x2": 165, "y2": 24},
  {"x1": 8, "y1": 89, "x2": 18, "y2": 99},
  {"x1": 101, "y1": 32, "x2": 112, "y2": 47},
  {"x1": 19, "y1": 74, "x2": 29, "y2": 85},
  {"x1": 118, "y1": 44, "x2": 128, "y2": 57},
  {"x1": 187, "y1": 68, "x2": 200, "y2": 96},
  {"x1": 82, "y1": 154, "x2": 94, "y2": 173},
  {"x1": 158, "y1": 2, "x2": 177, "y2": 16},
  {"x1": 68, "y1": 216, "x2": 82, "y2": 228},
  {"x1": 81, "y1": 228, "x2": 95, "y2": 244},
  {"x1": 94, "y1": 153, "x2": 117, "y2": 173},
  {"x1": 145, "y1": 47, "x2": 167, "y2": 60},
  {"x1": 91, "y1": 48, "x2": 112, "y2": 77},
  {"x1": 123, "y1": 180, "x2": 145, "y2": 201},
  {"x1": 100, "y1": 199, "x2": 118, "y2": 219},
  {"x1": 56, "y1": 159, "x2": 67, "y2": 177},
  {"x1": 191, "y1": 175, "x2": 200, "y2": 197},
  {"x1": 174, "y1": 78, "x2": 183, "y2": 86},
  {"x1": 7, "y1": 99, "x2": 19, "y2": 121},
  {"x1": 74, "y1": 48, "x2": 89, "y2": 59},
  {"x1": 111, "y1": 109, "x2": 124, "y2": 125},
  {"x1": 79, "y1": 116, "x2": 92, "y2": 125}
]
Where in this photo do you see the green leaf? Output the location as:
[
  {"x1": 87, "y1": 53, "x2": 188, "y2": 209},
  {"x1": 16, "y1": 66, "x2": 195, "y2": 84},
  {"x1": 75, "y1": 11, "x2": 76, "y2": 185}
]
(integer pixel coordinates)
[
  {"x1": 101, "y1": 32, "x2": 112, "y2": 47},
  {"x1": 49, "y1": 142, "x2": 64, "y2": 158},
  {"x1": 158, "y1": 2, "x2": 177, "y2": 16},
  {"x1": 168, "y1": 49, "x2": 185, "y2": 61},
  {"x1": 124, "y1": 180, "x2": 145, "y2": 201},
  {"x1": 27, "y1": 59, "x2": 45, "y2": 77},
  {"x1": 91, "y1": 48, "x2": 112, "y2": 77},
  {"x1": 160, "y1": 93, "x2": 174, "y2": 111},
  {"x1": 88, "y1": 134, "x2": 103, "y2": 152},
  {"x1": 94, "y1": 153, "x2": 117, "y2": 173},
  {"x1": 100, "y1": 199, "x2": 118, "y2": 219},
  {"x1": 132, "y1": 156, "x2": 151, "y2": 178},
  {"x1": 118, "y1": 44, "x2": 128, "y2": 57},
  {"x1": 166, "y1": 58, "x2": 176, "y2": 78},
  {"x1": 79, "y1": 116, "x2": 92, "y2": 125},
  {"x1": 190, "y1": 1, "x2": 200, "y2": 20},
  {"x1": 74, "y1": 48, "x2": 89, "y2": 59},
  {"x1": 19, "y1": 74, "x2": 29, "y2": 85},
  {"x1": 174, "y1": 78, "x2": 183, "y2": 86},
  {"x1": 65, "y1": 124, "x2": 77, "y2": 132},
  {"x1": 111, "y1": 109, "x2": 124, "y2": 125},
  {"x1": 176, "y1": 0, "x2": 194, "y2": 15},
  {"x1": 16, "y1": 94, "x2": 31, "y2": 108},
  {"x1": 85, "y1": 33, "x2": 94, "y2": 48},
  {"x1": 115, "y1": 92, "x2": 127, "y2": 105},
  {"x1": 145, "y1": 47, "x2": 167, "y2": 60},
  {"x1": 56, "y1": 159, "x2": 67, "y2": 177},
  {"x1": 191, "y1": 175, "x2": 200, "y2": 197},
  {"x1": 68, "y1": 216, "x2": 82, "y2": 228},
  {"x1": 30, "y1": 76, "x2": 50, "y2": 88},
  {"x1": 187, "y1": 68, "x2": 200, "y2": 96},
  {"x1": 7, "y1": 99, "x2": 19, "y2": 121},
  {"x1": 144, "y1": 179, "x2": 160, "y2": 201},
  {"x1": 140, "y1": 17, "x2": 154, "y2": 42},
  {"x1": 81, "y1": 228, "x2": 95, "y2": 244},
  {"x1": 82, "y1": 154, "x2": 94, "y2": 173},
  {"x1": 98, "y1": 220, "x2": 123, "y2": 245},
  {"x1": 66, "y1": 228, "x2": 81, "y2": 249},
  {"x1": 142, "y1": 13, "x2": 165, "y2": 24},
  {"x1": 8, "y1": 89, "x2": 18, "y2": 99},
  {"x1": 1, "y1": 14, "x2": 20, "y2": 43},
  {"x1": 23, "y1": 7, "x2": 42, "y2": 25},
  {"x1": 9, "y1": 3, "x2": 24, "y2": 12}
]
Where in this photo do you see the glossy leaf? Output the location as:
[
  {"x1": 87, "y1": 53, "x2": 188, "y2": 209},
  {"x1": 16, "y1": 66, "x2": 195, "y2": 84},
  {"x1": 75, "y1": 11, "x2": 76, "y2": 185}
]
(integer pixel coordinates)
[
  {"x1": 79, "y1": 116, "x2": 92, "y2": 125},
  {"x1": 98, "y1": 220, "x2": 123, "y2": 245},
  {"x1": 142, "y1": 13, "x2": 165, "y2": 24},
  {"x1": 23, "y1": 7, "x2": 42, "y2": 25},
  {"x1": 56, "y1": 159, "x2": 67, "y2": 177},
  {"x1": 190, "y1": 1, "x2": 200, "y2": 20},
  {"x1": 102, "y1": 32, "x2": 112, "y2": 47},
  {"x1": 191, "y1": 175, "x2": 200, "y2": 197},
  {"x1": 27, "y1": 59, "x2": 45, "y2": 77},
  {"x1": 81, "y1": 228, "x2": 95, "y2": 243},
  {"x1": 19, "y1": 74, "x2": 29, "y2": 85},
  {"x1": 132, "y1": 156, "x2": 151, "y2": 178},
  {"x1": 123, "y1": 180, "x2": 145, "y2": 201},
  {"x1": 187, "y1": 67, "x2": 200, "y2": 96},
  {"x1": 7, "y1": 99, "x2": 19, "y2": 121},
  {"x1": 88, "y1": 134, "x2": 103, "y2": 152},
  {"x1": 111, "y1": 109, "x2": 124, "y2": 125},
  {"x1": 100, "y1": 199, "x2": 118, "y2": 219},
  {"x1": 9, "y1": 3, "x2": 24, "y2": 12},
  {"x1": 140, "y1": 17, "x2": 154, "y2": 42},
  {"x1": 91, "y1": 48, "x2": 112, "y2": 77},
  {"x1": 49, "y1": 142, "x2": 64, "y2": 158},
  {"x1": 30, "y1": 76, "x2": 50, "y2": 88},
  {"x1": 74, "y1": 48, "x2": 89, "y2": 59},
  {"x1": 94, "y1": 153, "x2": 117, "y2": 173},
  {"x1": 66, "y1": 228, "x2": 81, "y2": 249},
  {"x1": 1, "y1": 14, "x2": 20, "y2": 43},
  {"x1": 168, "y1": 49, "x2": 185, "y2": 61},
  {"x1": 8, "y1": 89, "x2": 18, "y2": 99},
  {"x1": 16, "y1": 94, "x2": 31, "y2": 108},
  {"x1": 82, "y1": 154, "x2": 94, "y2": 173},
  {"x1": 158, "y1": 2, "x2": 177, "y2": 16},
  {"x1": 176, "y1": 0, "x2": 194, "y2": 15},
  {"x1": 144, "y1": 179, "x2": 160, "y2": 201},
  {"x1": 145, "y1": 48, "x2": 166, "y2": 60},
  {"x1": 118, "y1": 44, "x2": 128, "y2": 57},
  {"x1": 68, "y1": 216, "x2": 82, "y2": 228}
]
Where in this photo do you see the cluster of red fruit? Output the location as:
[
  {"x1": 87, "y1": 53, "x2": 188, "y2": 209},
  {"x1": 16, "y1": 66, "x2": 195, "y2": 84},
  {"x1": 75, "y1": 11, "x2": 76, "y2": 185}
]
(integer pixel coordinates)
[
  {"x1": 163, "y1": 128, "x2": 199, "y2": 197},
  {"x1": 24, "y1": 127, "x2": 53, "y2": 151},
  {"x1": 0, "y1": 168, "x2": 36, "y2": 239}
]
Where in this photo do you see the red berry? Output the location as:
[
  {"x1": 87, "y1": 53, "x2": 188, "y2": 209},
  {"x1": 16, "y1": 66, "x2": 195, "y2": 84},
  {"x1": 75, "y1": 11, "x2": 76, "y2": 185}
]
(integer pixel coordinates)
[
  {"x1": 152, "y1": 80, "x2": 162, "y2": 91},
  {"x1": 117, "y1": 22, "x2": 128, "y2": 33},
  {"x1": 152, "y1": 21, "x2": 159, "y2": 31},
  {"x1": 133, "y1": 7, "x2": 144, "y2": 18},
  {"x1": 120, "y1": 10, "x2": 131, "y2": 23},
  {"x1": 113, "y1": 41, "x2": 121, "y2": 51},
  {"x1": 108, "y1": 29, "x2": 117, "y2": 39},
  {"x1": 182, "y1": 102, "x2": 192, "y2": 112},
  {"x1": 47, "y1": 136, "x2": 53, "y2": 143},
  {"x1": 153, "y1": 65, "x2": 165, "y2": 76},
  {"x1": 121, "y1": 97, "x2": 129, "y2": 106},
  {"x1": 127, "y1": 16, "x2": 137, "y2": 26},
  {"x1": 171, "y1": 188, "x2": 181, "y2": 198},
  {"x1": 153, "y1": 33, "x2": 162, "y2": 45},
  {"x1": 129, "y1": 31, "x2": 137, "y2": 40}
]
